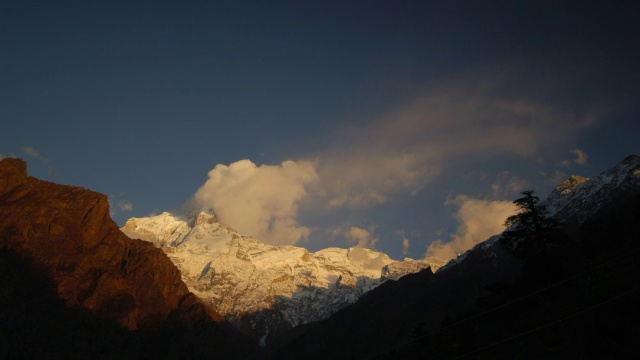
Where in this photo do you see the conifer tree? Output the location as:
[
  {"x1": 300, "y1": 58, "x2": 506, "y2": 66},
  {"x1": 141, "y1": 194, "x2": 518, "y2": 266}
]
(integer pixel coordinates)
[
  {"x1": 504, "y1": 190, "x2": 556, "y2": 256},
  {"x1": 504, "y1": 190, "x2": 546, "y2": 230}
]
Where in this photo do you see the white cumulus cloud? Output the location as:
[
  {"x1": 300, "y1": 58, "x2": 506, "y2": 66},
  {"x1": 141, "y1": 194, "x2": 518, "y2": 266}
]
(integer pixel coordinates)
[
  {"x1": 426, "y1": 195, "x2": 517, "y2": 261},
  {"x1": 190, "y1": 159, "x2": 318, "y2": 245}
]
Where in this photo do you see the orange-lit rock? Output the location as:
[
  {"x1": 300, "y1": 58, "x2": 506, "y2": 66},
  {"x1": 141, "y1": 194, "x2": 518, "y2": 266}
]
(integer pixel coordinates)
[{"x1": 0, "y1": 158, "x2": 221, "y2": 330}]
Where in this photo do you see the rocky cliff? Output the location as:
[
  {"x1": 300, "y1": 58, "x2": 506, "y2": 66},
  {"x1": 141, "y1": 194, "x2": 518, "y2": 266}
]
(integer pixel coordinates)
[
  {"x1": 0, "y1": 158, "x2": 216, "y2": 330},
  {"x1": 0, "y1": 158, "x2": 261, "y2": 359}
]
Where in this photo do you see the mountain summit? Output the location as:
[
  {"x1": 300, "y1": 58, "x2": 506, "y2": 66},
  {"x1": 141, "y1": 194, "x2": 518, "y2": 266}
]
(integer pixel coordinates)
[{"x1": 122, "y1": 210, "x2": 444, "y2": 342}]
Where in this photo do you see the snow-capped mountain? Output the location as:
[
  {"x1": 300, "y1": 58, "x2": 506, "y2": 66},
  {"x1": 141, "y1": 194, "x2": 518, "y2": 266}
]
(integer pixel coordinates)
[
  {"x1": 443, "y1": 154, "x2": 640, "y2": 271},
  {"x1": 121, "y1": 211, "x2": 442, "y2": 341},
  {"x1": 543, "y1": 154, "x2": 640, "y2": 222}
]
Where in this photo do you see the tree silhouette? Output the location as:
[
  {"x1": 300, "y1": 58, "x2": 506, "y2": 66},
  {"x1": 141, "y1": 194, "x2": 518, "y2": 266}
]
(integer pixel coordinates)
[
  {"x1": 504, "y1": 190, "x2": 557, "y2": 257},
  {"x1": 504, "y1": 190, "x2": 547, "y2": 229}
]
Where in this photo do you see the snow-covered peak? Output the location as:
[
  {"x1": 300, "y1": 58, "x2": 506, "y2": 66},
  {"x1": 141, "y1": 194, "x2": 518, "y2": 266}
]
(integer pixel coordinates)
[
  {"x1": 122, "y1": 211, "x2": 189, "y2": 246},
  {"x1": 122, "y1": 210, "x2": 234, "y2": 249},
  {"x1": 441, "y1": 154, "x2": 640, "y2": 274},
  {"x1": 544, "y1": 154, "x2": 640, "y2": 222},
  {"x1": 382, "y1": 257, "x2": 445, "y2": 280},
  {"x1": 122, "y1": 209, "x2": 440, "y2": 341},
  {"x1": 191, "y1": 210, "x2": 218, "y2": 226},
  {"x1": 557, "y1": 175, "x2": 590, "y2": 195}
]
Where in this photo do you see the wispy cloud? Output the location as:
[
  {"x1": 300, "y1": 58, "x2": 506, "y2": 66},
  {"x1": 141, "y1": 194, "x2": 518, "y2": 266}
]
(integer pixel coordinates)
[
  {"x1": 118, "y1": 201, "x2": 134, "y2": 212},
  {"x1": 108, "y1": 196, "x2": 134, "y2": 218},
  {"x1": 313, "y1": 73, "x2": 595, "y2": 210},
  {"x1": 426, "y1": 195, "x2": 517, "y2": 261},
  {"x1": 395, "y1": 230, "x2": 410, "y2": 257},
  {"x1": 21, "y1": 146, "x2": 53, "y2": 175},
  {"x1": 548, "y1": 170, "x2": 569, "y2": 186},
  {"x1": 190, "y1": 159, "x2": 318, "y2": 245},
  {"x1": 491, "y1": 171, "x2": 530, "y2": 199},
  {"x1": 570, "y1": 148, "x2": 588, "y2": 165},
  {"x1": 402, "y1": 236, "x2": 410, "y2": 257},
  {"x1": 336, "y1": 225, "x2": 379, "y2": 249},
  {"x1": 561, "y1": 149, "x2": 589, "y2": 168}
]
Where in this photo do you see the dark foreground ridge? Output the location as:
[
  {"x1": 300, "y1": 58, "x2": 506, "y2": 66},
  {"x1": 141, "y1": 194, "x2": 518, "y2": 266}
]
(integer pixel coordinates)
[
  {"x1": 271, "y1": 155, "x2": 640, "y2": 359},
  {"x1": 0, "y1": 158, "x2": 262, "y2": 359}
]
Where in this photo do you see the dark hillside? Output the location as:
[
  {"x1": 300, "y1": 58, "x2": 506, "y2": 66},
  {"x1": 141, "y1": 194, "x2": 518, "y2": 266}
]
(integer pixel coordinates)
[
  {"x1": 390, "y1": 191, "x2": 640, "y2": 359},
  {"x1": 273, "y1": 156, "x2": 640, "y2": 359}
]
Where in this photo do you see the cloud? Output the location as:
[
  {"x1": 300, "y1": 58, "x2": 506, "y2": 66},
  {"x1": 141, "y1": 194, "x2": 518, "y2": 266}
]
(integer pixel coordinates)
[
  {"x1": 491, "y1": 171, "x2": 530, "y2": 198},
  {"x1": 548, "y1": 170, "x2": 569, "y2": 186},
  {"x1": 402, "y1": 236, "x2": 410, "y2": 256},
  {"x1": 396, "y1": 229, "x2": 410, "y2": 256},
  {"x1": 331, "y1": 225, "x2": 380, "y2": 249},
  {"x1": 190, "y1": 159, "x2": 318, "y2": 245},
  {"x1": 318, "y1": 151, "x2": 440, "y2": 208},
  {"x1": 21, "y1": 146, "x2": 52, "y2": 175},
  {"x1": 0, "y1": 152, "x2": 17, "y2": 160},
  {"x1": 342, "y1": 226, "x2": 379, "y2": 249},
  {"x1": 570, "y1": 149, "x2": 588, "y2": 165},
  {"x1": 426, "y1": 195, "x2": 517, "y2": 261},
  {"x1": 314, "y1": 74, "x2": 595, "y2": 209},
  {"x1": 181, "y1": 72, "x2": 595, "y2": 253},
  {"x1": 108, "y1": 197, "x2": 134, "y2": 218},
  {"x1": 22, "y1": 146, "x2": 45, "y2": 160},
  {"x1": 561, "y1": 149, "x2": 589, "y2": 168},
  {"x1": 118, "y1": 201, "x2": 134, "y2": 212}
]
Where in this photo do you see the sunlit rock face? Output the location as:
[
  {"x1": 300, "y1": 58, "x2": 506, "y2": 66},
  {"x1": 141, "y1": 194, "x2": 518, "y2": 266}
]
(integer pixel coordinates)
[
  {"x1": 0, "y1": 158, "x2": 219, "y2": 331},
  {"x1": 123, "y1": 211, "x2": 443, "y2": 341}
]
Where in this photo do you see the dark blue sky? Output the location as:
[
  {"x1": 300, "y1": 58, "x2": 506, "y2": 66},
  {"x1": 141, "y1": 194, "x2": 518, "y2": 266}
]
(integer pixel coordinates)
[{"x1": 2, "y1": 1, "x2": 638, "y2": 260}]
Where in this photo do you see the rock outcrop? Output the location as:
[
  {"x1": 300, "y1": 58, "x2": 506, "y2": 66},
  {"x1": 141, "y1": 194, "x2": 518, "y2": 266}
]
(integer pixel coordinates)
[{"x1": 0, "y1": 158, "x2": 218, "y2": 330}]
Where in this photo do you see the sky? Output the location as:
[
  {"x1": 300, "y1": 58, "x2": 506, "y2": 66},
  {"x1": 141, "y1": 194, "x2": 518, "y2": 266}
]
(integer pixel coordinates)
[{"x1": 2, "y1": 0, "x2": 639, "y2": 261}]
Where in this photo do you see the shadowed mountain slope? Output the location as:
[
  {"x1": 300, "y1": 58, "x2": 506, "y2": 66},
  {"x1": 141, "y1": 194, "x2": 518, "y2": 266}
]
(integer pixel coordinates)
[
  {"x1": 0, "y1": 158, "x2": 262, "y2": 359},
  {"x1": 272, "y1": 155, "x2": 640, "y2": 359}
]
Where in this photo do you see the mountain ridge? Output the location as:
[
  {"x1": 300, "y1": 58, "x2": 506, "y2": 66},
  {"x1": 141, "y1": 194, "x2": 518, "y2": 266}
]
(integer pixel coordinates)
[
  {"x1": 2, "y1": 154, "x2": 638, "y2": 358},
  {"x1": 122, "y1": 209, "x2": 444, "y2": 341},
  {"x1": 271, "y1": 154, "x2": 640, "y2": 359}
]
